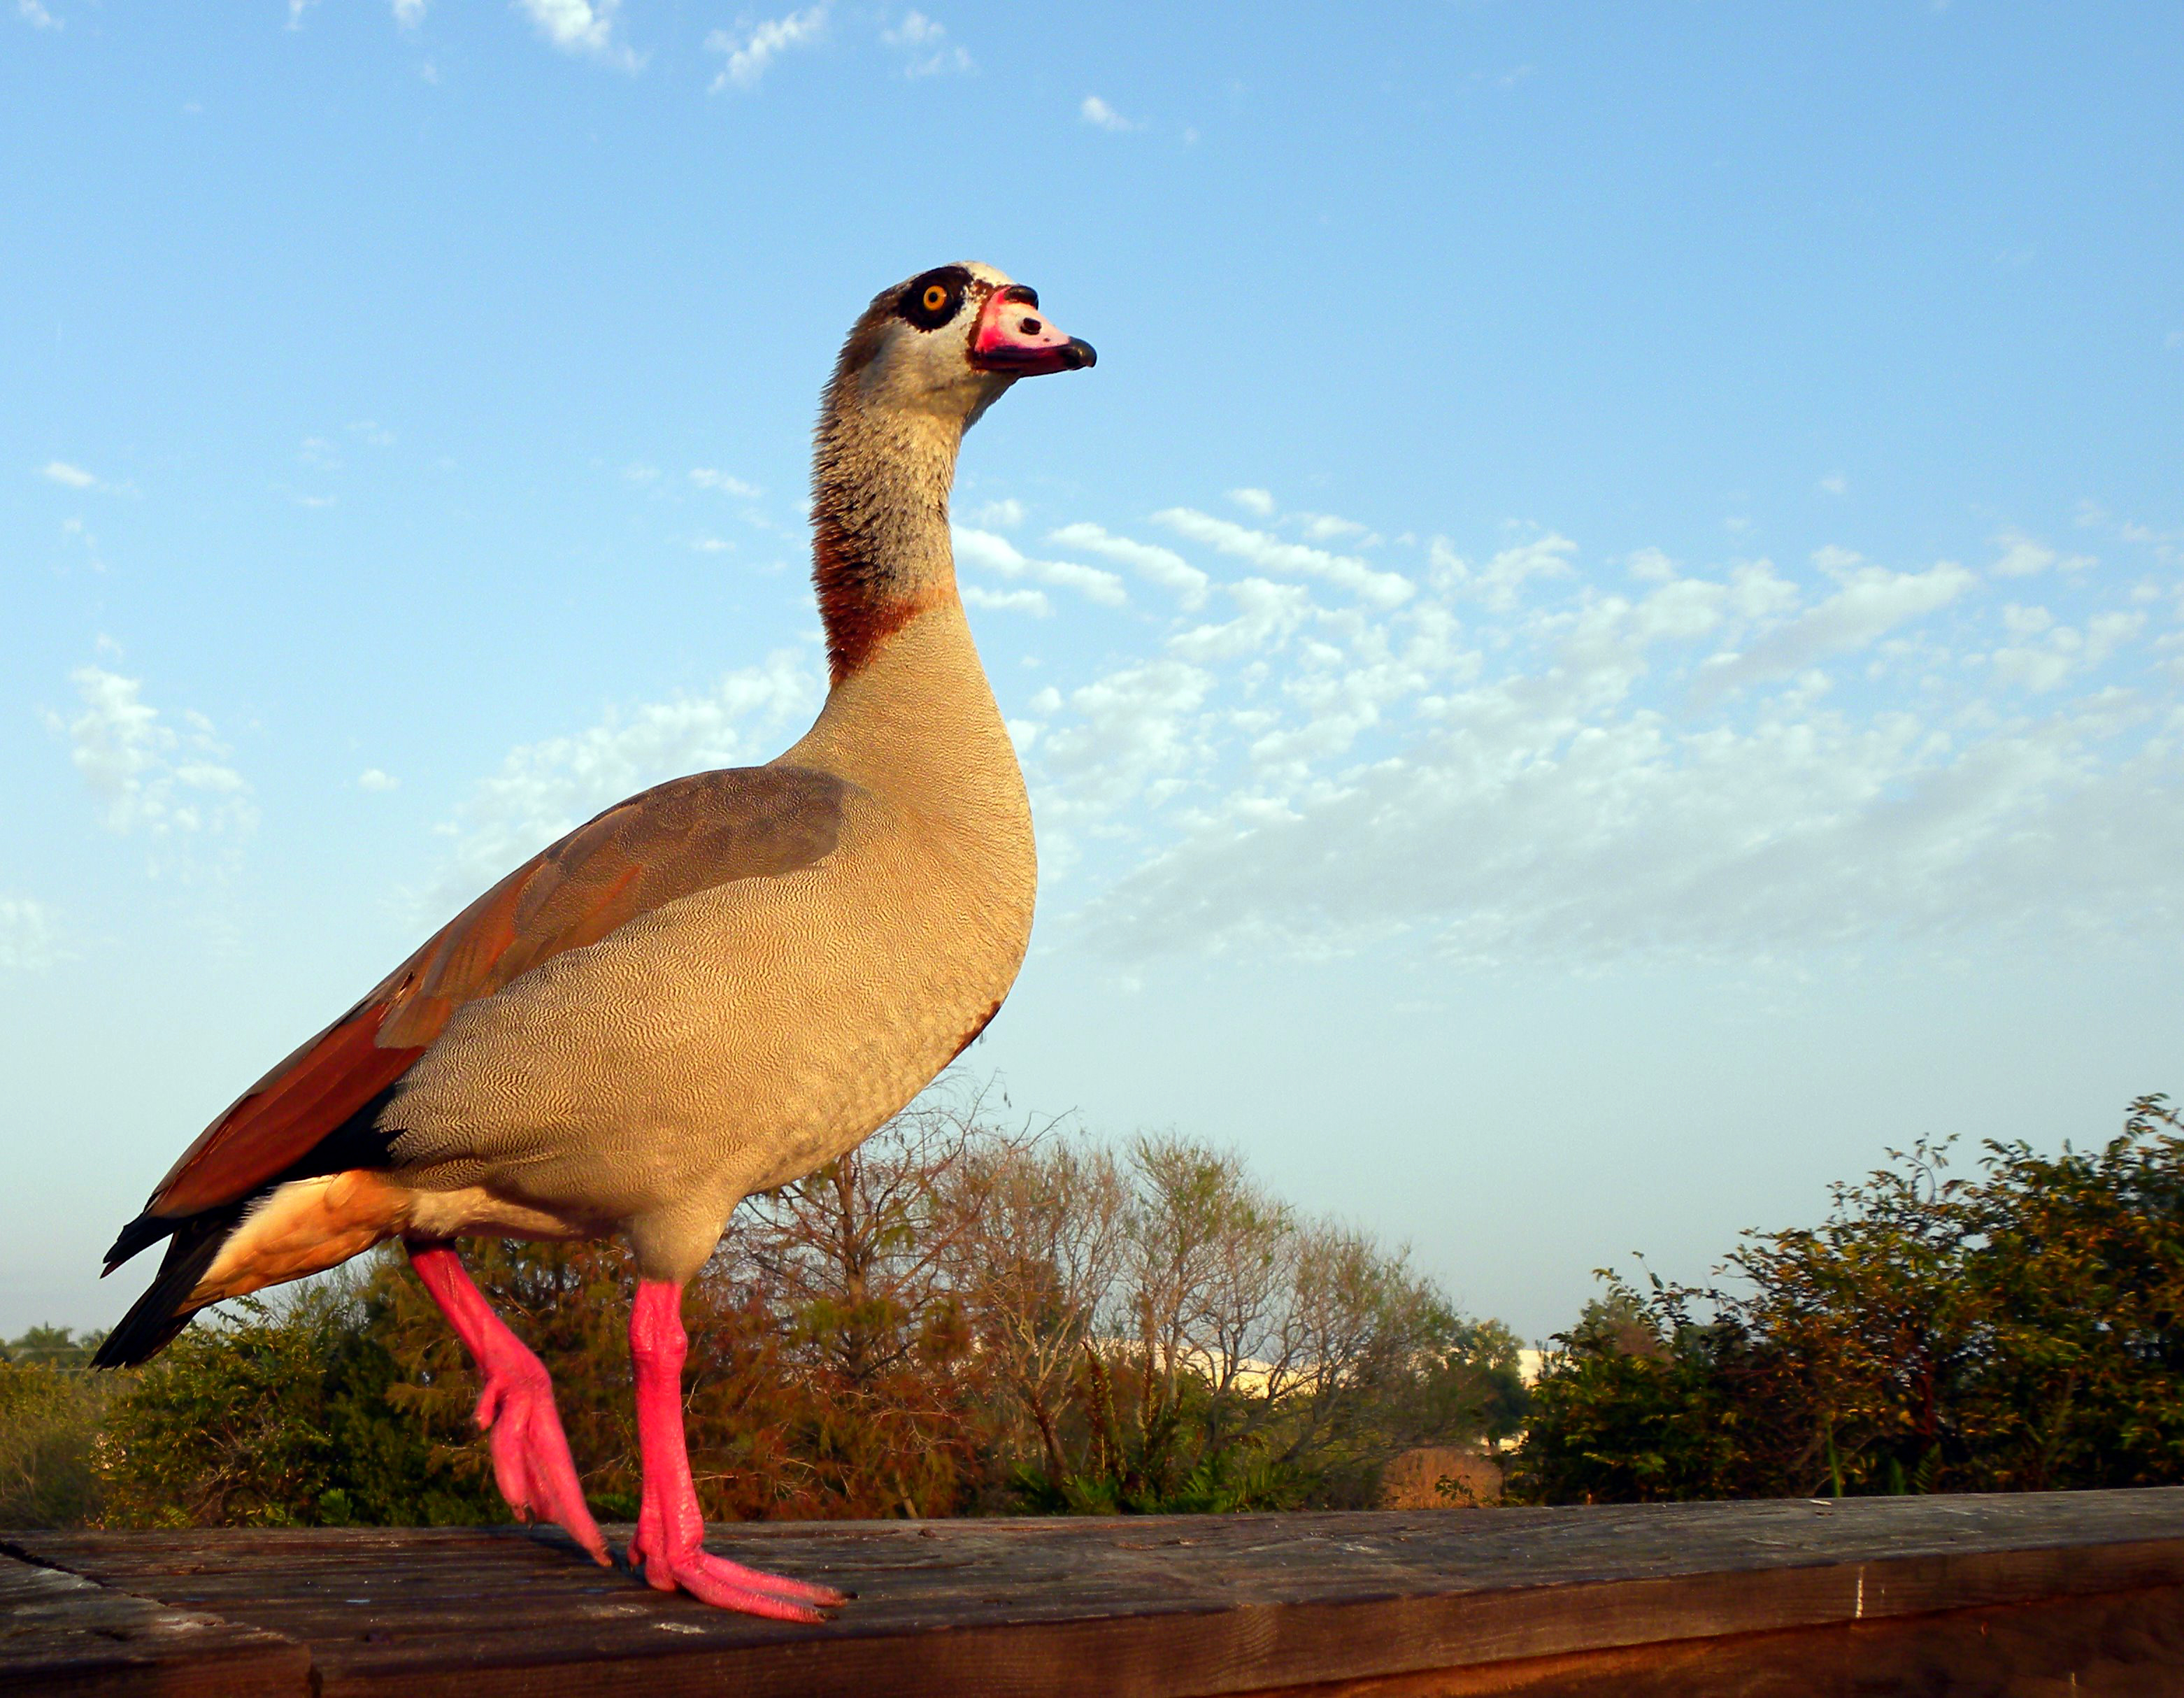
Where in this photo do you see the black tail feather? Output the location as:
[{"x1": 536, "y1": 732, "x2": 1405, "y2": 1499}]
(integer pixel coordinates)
[
  {"x1": 103, "y1": 1210, "x2": 179, "y2": 1276},
  {"x1": 92, "y1": 1083, "x2": 409, "y2": 1369},
  {"x1": 90, "y1": 1206, "x2": 245, "y2": 1369}
]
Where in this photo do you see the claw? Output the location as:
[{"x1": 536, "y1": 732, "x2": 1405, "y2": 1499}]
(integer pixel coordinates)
[
  {"x1": 408, "y1": 1242, "x2": 611, "y2": 1568},
  {"x1": 638, "y1": 1546, "x2": 840, "y2": 1622},
  {"x1": 474, "y1": 1359, "x2": 611, "y2": 1566}
]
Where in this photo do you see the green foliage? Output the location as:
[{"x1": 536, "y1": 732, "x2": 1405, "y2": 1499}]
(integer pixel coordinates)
[
  {"x1": 1513, "y1": 1094, "x2": 2184, "y2": 1504},
  {"x1": 0, "y1": 1360, "x2": 117, "y2": 1527},
  {"x1": 3, "y1": 1324, "x2": 106, "y2": 1367},
  {"x1": 980, "y1": 1134, "x2": 1524, "y2": 1515},
  {"x1": 95, "y1": 1266, "x2": 504, "y2": 1529},
  {"x1": 56, "y1": 1090, "x2": 1517, "y2": 1529}
]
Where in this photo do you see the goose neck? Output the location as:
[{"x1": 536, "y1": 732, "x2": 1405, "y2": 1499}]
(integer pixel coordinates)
[{"x1": 811, "y1": 400, "x2": 962, "y2": 685}]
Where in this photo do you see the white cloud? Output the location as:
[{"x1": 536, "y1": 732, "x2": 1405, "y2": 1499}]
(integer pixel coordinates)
[
  {"x1": 1987, "y1": 609, "x2": 2143, "y2": 694},
  {"x1": 985, "y1": 499, "x2": 2176, "y2": 970},
  {"x1": 1047, "y1": 522, "x2": 1208, "y2": 608},
  {"x1": 1297, "y1": 511, "x2": 1376, "y2": 544},
  {"x1": 1227, "y1": 487, "x2": 1276, "y2": 518},
  {"x1": 424, "y1": 650, "x2": 820, "y2": 911},
  {"x1": 1083, "y1": 678, "x2": 2184, "y2": 966},
  {"x1": 708, "y1": 6, "x2": 827, "y2": 91},
  {"x1": 690, "y1": 467, "x2": 761, "y2": 497},
  {"x1": 16, "y1": 0, "x2": 59, "y2": 30},
  {"x1": 1031, "y1": 659, "x2": 1216, "y2": 849},
  {"x1": 1990, "y1": 527, "x2": 2094, "y2": 578},
  {"x1": 38, "y1": 460, "x2": 95, "y2": 489},
  {"x1": 1167, "y1": 577, "x2": 1313, "y2": 663},
  {"x1": 883, "y1": 9, "x2": 969, "y2": 75},
  {"x1": 392, "y1": 0, "x2": 425, "y2": 23},
  {"x1": 358, "y1": 768, "x2": 401, "y2": 792},
  {"x1": 518, "y1": 0, "x2": 639, "y2": 67},
  {"x1": 1155, "y1": 508, "x2": 1413, "y2": 608},
  {"x1": 962, "y1": 583, "x2": 1051, "y2": 617},
  {"x1": 46, "y1": 667, "x2": 255, "y2": 839},
  {"x1": 1695, "y1": 556, "x2": 1976, "y2": 699},
  {"x1": 1818, "y1": 473, "x2": 1848, "y2": 497},
  {"x1": 1080, "y1": 94, "x2": 1134, "y2": 131},
  {"x1": 1429, "y1": 532, "x2": 1576, "y2": 611},
  {"x1": 954, "y1": 526, "x2": 1128, "y2": 608},
  {"x1": 285, "y1": 0, "x2": 317, "y2": 30},
  {"x1": 0, "y1": 897, "x2": 58, "y2": 969},
  {"x1": 969, "y1": 497, "x2": 1024, "y2": 529}
]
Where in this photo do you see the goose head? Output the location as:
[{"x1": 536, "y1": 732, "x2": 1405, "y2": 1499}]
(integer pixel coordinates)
[{"x1": 834, "y1": 262, "x2": 1097, "y2": 431}]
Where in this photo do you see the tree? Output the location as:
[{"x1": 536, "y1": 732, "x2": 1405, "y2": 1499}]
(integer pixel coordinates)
[
  {"x1": 95, "y1": 1270, "x2": 503, "y2": 1528},
  {"x1": 71, "y1": 1078, "x2": 1515, "y2": 1527},
  {"x1": 983, "y1": 1133, "x2": 1506, "y2": 1513},
  {"x1": 1513, "y1": 1094, "x2": 2184, "y2": 1505}
]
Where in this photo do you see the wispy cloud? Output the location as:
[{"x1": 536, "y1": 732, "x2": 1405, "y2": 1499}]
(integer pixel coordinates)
[
  {"x1": 962, "y1": 583, "x2": 1051, "y2": 617},
  {"x1": 708, "y1": 5, "x2": 827, "y2": 92},
  {"x1": 1694, "y1": 552, "x2": 1975, "y2": 699},
  {"x1": 38, "y1": 460, "x2": 97, "y2": 489},
  {"x1": 1985, "y1": 606, "x2": 2143, "y2": 694},
  {"x1": 518, "y1": 0, "x2": 641, "y2": 69},
  {"x1": 1080, "y1": 94, "x2": 1135, "y2": 131},
  {"x1": 1428, "y1": 531, "x2": 1576, "y2": 611},
  {"x1": 1990, "y1": 527, "x2": 2094, "y2": 578},
  {"x1": 1227, "y1": 487, "x2": 1276, "y2": 517},
  {"x1": 16, "y1": 0, "x2": 60, "y2": 30},
  {"x1": 45, "y1": 666, "x2": 255, "y2": 839},
  {"x1": 983, "y1": 494, "x2": 2181, "y2": 969},
  {"x1": 1048, "y1": 522, "x2": 1209, "y2": 609},
  {"x1": 954, "y1": 526, "x2": 1128, "y2": 608},
  {"x1": 421, "y1": 651, "x2": 819, "y2": 912},
  {"x1": 968, "y1": 497, "x2": 1023, "y2": 529},
  {"x1": 0, "y1": 897, "x2": 59, "y2": 971},
  {"x1": 690, "y1": 466, "x2": 762, "y2": 497},
  {"x1": 357, "y1": 768, "x2": 401, "y2": 792},
  {"x1": 392, "y1": 0, "x2": 425, "y2": 27},
  {"x1": 1155, "y1": 508, "x2": 1413, "y2": 608},
  {"x1": 883, "y1": 9, "x2": 969, "y2": 76}
]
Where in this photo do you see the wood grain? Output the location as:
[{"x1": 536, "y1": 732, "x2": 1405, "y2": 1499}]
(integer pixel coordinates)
[
  {"x1": 10, "y1": 1490, "x2": 2184, "y2": 1697},
  {"x1": 0, "y1": 1548, "x2": 307, "y2": 1698}
]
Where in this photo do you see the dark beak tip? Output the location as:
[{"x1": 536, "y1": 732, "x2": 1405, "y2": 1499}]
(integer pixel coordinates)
[{"x1": 1064, "y1": 338, "x2": 1097, "y2": 371}]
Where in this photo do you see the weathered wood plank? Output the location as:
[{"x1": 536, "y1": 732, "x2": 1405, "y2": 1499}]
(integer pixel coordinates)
[
  {"x1": 12, "y1": 1490, "x2": 2184, "y2": 1697},
  {"x1": 1253, "y1": 1584, "x2": 2184, "y2": 1697},
  {"x1": 0, "y1": 1547, "x2": 309, "y2": 1698}
]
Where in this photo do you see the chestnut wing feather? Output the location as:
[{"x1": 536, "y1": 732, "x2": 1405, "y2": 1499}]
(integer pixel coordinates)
[{"x1": 133, "y1": 765, "x2": 847, "y2": 1229}]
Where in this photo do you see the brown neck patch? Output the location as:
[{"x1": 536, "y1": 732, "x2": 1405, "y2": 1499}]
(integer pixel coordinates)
[{"x1": 813, "y1": 512, "x2": 929, "y2": 684}]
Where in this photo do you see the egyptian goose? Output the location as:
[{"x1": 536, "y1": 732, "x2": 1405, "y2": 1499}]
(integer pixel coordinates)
[{"x1": 92, "y1": 264, "x2": 1094, "y2": 1620}]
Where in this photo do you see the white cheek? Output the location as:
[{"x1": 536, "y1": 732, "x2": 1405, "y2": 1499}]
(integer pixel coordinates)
[{"x1": 857, "y1": 318, "x2": 983, "y2": 411}]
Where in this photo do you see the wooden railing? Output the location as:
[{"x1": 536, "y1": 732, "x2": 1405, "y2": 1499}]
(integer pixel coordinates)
[{"x1": 8, "y1": 1489, "x2": 2184, "y2": 1695}]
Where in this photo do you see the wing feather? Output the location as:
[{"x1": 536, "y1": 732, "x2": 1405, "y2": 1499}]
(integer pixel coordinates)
[{"x1": 128, "y1": 764, "x2": 846, "y2": 1234}]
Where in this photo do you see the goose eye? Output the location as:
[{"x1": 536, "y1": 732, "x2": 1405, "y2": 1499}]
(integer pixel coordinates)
[{"x1": 899, "y1": 266, "x2": 971, "y2": 329}]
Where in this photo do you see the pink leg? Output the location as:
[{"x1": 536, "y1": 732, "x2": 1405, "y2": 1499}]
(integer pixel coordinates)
[
  {"x1": 628, "y1": 1280, "x2": 846, "y2": 1620},
  {"x1": 406, "y1": 1241, "x2": 609, "y2": 1567}
]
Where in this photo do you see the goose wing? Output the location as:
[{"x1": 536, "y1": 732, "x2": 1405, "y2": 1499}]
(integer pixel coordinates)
[{"x1": 106, "y1": 764, "x2": 847, "y2": 1263}]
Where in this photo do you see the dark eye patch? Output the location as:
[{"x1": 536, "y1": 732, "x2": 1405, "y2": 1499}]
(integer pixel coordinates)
[{"x1": 897, "y1": 265, "x2": 973, "y2": 331}]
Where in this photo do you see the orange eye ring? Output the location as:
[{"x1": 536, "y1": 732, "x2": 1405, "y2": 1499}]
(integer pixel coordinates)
[{"x1": 922, "y1": 284, "x2": 950, "y2": 313}]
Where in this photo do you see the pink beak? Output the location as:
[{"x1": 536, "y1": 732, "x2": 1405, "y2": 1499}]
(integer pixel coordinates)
[{"x1": 969, "y1": 286, "x2": 1097, "y2": 376}]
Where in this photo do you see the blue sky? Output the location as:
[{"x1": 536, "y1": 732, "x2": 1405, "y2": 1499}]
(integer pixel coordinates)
[{"x1": 3, "y1": 2, "x2": 2180, "y2": 1340}]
